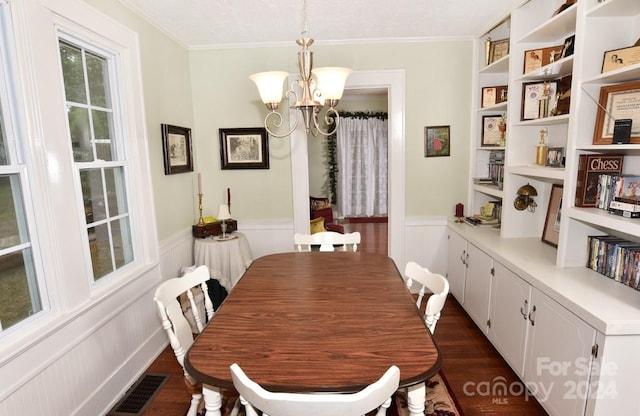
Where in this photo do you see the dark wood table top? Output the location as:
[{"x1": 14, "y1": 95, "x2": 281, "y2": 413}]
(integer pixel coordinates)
[{"x1": 185, "y1": 252, "x2": 441, "y2": 392}]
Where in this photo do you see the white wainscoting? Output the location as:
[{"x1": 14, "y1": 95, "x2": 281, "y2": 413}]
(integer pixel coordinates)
[{"x1": 0, "y1": 218, "x2": 448, "y2": 414}]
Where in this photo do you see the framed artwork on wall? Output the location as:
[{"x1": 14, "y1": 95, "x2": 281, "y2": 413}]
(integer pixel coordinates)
[
  {"x1": 424, "y1": 125, "x2": 450, "y2": 157},
  {"x1": 161, "y1": 124, "x2": 193, "y2": 175},
  {"x1": 219, "y1": 127, "x2": 270, "y2": 169}
]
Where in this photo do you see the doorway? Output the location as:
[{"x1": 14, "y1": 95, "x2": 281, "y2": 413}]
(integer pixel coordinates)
[{"x1": 291, "y1": 70, "x2": 405, "y2": 267}]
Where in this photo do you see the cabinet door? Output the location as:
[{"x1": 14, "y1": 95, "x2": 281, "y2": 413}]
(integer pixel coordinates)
[
  {"x1": 488, "y1": 262, "x2": 531, "y2": 377},
  {"x1": 463, "y1": 243, "x2": 492, "y2": 333},
  {"x1": 524, "y1": 288, "x2": 596, "y2": 416},
  {"x1": 447, "y1": 230, "x2": 467, "y2": 303}
]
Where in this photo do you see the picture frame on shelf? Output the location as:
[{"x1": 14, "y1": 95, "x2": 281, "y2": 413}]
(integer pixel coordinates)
[
  {"x1": 481, "y1": 115, "x2": 504, "y2": 146},
  {"x1": 561, "y1": 35, "x2": 575, "y2": 59},
  {"x1": 481, "y1": 86, "x2": 508, "y2": 108},
  {"x1": 542, "y1": 184, "x2": 563, "y2": 248},
  {"x1": 523, "y1": 46, "x2": 564, "y2": 74},
  {"x1": 545, "y1": 147, "x2": 565, "y2": 167},
  {"x1": 601, "y1": 44, "x2": 640, "y2": 73},
  {"x1": 521, "y1": 80, "x2": 558, "y2": 120},
  {"x1": 161, "y1": 124, "x2": 193, "y2": 175},
  {"x1": 219, "y1": 127, "x2": 270, "y2": 169},
  {"x1": 592, "y1": 81, "x2": 640, "y2": 145},
  {"x1": 488, "y1": 38, "x2": 509, "y2": 64},
  {"x1": 424, "y1": 125, "x2": 450, "y2": 157}
]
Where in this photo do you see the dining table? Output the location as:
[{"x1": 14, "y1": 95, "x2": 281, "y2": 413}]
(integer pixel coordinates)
[{"x1": 185, "y1": 252, "x2": 442, "y2": 416}]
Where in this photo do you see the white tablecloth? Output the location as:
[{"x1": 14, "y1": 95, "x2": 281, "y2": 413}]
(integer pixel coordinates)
[{"x1": 194, "y1": 232, "x2": 253, "y2": 292}]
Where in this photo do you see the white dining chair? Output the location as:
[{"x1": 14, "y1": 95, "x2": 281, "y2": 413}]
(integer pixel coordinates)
[
  {"x1": 230, "y1": 363, "x2": 400, "y2": 416},
  {"x1": 154, "y1": 265, "x2": 240, "y2": 416},
  {"x1": 294, "y1": 231, "x2": 361, "y2": 252},
  {"x1": 404, "y1": 261, "x2": 450, "y2": 334}
]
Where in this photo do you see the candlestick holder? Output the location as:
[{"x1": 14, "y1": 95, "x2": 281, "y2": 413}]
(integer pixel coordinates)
[{"x1": 197, "y1": 193, "x2": 205, "y2": 226}]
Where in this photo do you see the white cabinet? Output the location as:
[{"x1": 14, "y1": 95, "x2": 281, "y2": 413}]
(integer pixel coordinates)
[
  {"x1": 524, "y1": 287, "x2": 596, "y2": 416},
  {"x1": 488, "y1": 262, "x2": 531, "y2": 377},
  {"x1": 446, "y1": 229, "x2": 467, "y2": 303},
  {"x1": 462, "y1": 243, "x2": 492, "y2": 333}
]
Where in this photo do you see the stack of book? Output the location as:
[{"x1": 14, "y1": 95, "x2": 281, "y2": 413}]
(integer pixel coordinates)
[
  {"x1": 488, "y1": 151, "x2": 504, "y2": 186},
  {"x1": 609, "y1": 196, "x2": 640, "y2": 218},
  {"x1": 587, "y1": 235, "x2": 640, "y2": 289}
]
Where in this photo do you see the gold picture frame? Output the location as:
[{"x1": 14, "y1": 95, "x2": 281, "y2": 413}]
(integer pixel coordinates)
[
  {"x1": 592, "y1": 81, "x2": 640, "y2": 145},
  {"x1": 601, "y1": 44, "x2": 640, "y2": 74},
  {"x1": 488, "y1": 38, "x2": 510, "y2": 64}
]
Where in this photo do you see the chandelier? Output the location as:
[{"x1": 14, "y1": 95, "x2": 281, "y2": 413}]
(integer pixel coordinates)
[{"x1": 249, "y1": 0, "x2": 352, "y2": 138}]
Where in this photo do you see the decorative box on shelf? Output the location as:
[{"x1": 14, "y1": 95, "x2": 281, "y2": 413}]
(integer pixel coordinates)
[{"x1": 192, "y1": 219, "x2": 238, "y2": 238}]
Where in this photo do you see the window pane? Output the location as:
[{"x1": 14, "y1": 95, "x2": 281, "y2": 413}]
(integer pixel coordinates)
[
  {"x1": 0, "y1": 175, "x2": 27, "y2": 250},
  {"x1": 112, "y1": 217, "x2": 133, "y2": 269},
  {"x1": 86, "y1": 52, "x2": 110, "y2": 108},
  {"x1": 68, "y1": 106, "x2": 93, "y2": 162},
  {"x1": 92, "y1": 109, "x2": 114, "y2": 161},
  {"x1": 0, "y1": 248, "x2": 41, "y2": 330},
  {"x1": 105, "y1": 167, "x2": 127, "y2": 217},
  {"x1": 0, "y1": 108, "x2": 7, "y2": 165},
  {"x1": 80, "y1": 169, "x2": 106, "y2": 223},
  {"x1": 89, "y1": 223, "x2": 112, "y2": 280},
  {"x1": 59, "y1": 42, "x2": 86, "y2": 104}
]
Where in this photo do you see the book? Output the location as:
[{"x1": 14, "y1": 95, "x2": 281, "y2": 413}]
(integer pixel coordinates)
[
  {"x1": 614, "y1": 175, "x2": 640, "y2": 199},
  {"x1": 614, "y1": 195, "x2": 640, "y2": 205},
  {"x1": 575, "y1": 154, "x2": 623, "y2": 207},
  {"x1": 610, "y1": 200, "x2": 640, "y2": 213},
  {"x1": 608, "y1": 208, "x2": 640, "y2": 218}
]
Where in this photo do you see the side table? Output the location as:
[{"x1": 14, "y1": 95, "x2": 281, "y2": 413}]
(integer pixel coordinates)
[{"x1": 193, "y1": 232, "x2": 253, "y2": 292}]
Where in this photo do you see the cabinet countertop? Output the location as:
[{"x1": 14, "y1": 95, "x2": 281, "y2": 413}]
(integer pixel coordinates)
[{"x1": 449, "y1": 221, "x2": 640, "y2": 336}]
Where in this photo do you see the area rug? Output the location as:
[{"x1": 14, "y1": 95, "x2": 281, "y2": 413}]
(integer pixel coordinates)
[
  {"x1": 390, "y1": 372, "x2": 462, "y2": 416},
  {"x1": 220, "y1": 371, "x2": 461, "y2": 416}
]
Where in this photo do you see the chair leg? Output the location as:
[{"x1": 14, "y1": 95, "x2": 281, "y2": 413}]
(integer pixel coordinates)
[
  {"x1": 187, "y1": 393, "x2": 201, "y2": 416},
  {"x1": 229, "y1": 397, "x2": 242, "y2": 416},
  {"x1": 375, "y1": 396, "x2": 393, "y2": 416}
]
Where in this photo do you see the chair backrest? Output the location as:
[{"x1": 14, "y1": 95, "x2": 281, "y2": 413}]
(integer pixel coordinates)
[
  {"x1": 294, "y1": 231, "x2": 361, "y2": 252},
  {"x1": 153, "y1": 265, "x2": 219, "y2": 383},
  {"x1": 230, "y1": 363, "x2": 400, "y2": 416},
  {"x1": 404, "y1": 261, "x2": 450, "y2": 333}
]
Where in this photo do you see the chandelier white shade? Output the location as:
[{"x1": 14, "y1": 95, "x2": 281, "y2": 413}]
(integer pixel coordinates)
[{"x1": 249, "y1": 1, "x2": 351, "y2": 138}]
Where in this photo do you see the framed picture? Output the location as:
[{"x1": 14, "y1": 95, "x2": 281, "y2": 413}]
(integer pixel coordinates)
[
  {"x1": 424, "y1": 125, "x2": 450, "y2": 157},
  {"x1": 489, "y1": 38, "x2": 509, "y2": 64},
  {"x1": 220, "y1": 128, "x2": 270, "y2": 169},
  {"x1": 521, "y1": 80, "x2": 558, "y2": 120},
  {"x1": 542, "y1": 184, "x2": 563, "y2": 248},
  {"x1": 481, "y1": 86, "x2": 508, "y2": 108},
  {"x1": 602, "y1": 45, "x2": 640, "y2": 73},
  {"x1": 592, "y1": 81, "x2": 640, "y2": 144},
  {"x1": 561, "y1": 35, "x2": 575, "y2": 59},
  {"x1": 481, "y1": 115, "x2": 504, "y2": 146},
  {"x1": 161, "y1": 124, "x2": 193, "y2": 175},
  {"x1": 545, "y1": 147, "x2": 565, "y2": 167}
]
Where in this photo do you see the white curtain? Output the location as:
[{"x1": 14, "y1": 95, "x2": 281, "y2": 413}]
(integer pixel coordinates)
[{"x1": 336, "y1": 116, "x2": 388, "y2": 218}]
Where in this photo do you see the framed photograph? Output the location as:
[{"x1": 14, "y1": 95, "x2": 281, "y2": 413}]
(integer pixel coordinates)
[
  {"x1": 601, "y1": 45, "x2": 640, "y2": 73},
  {"x1": 542, "y1": 184, "x2": 563, "y2": 248},
  {"x1": 219, "y1": 127, "x2": 270, "y2": 169},
  {"x1": 561, "y1": 35, "x2": 575, "y2": 59},
  {"x1": 489, "y1": 38, "x2": 510, "y2": 64},
  {"x1": 545, "y1": 147, "x2": 565, "y2": 167},
  {"x1": 523, "y1": 46, "x2": 564, "y2": 74},
  {"x1": 481, "y1": 115, "x2": 504, "y2": 146},
  {"x1": 424, "y1": 125, "x2": 450, "y2": 157},
  {"x1": 592, "y1": 81, "x2": 640, "y2": 144},
  {"x1": 521, "y1": 81, "x2": 558, "y2": 120},
  {"x1": 161, "y1": 124, "x2": 193, "y2": 175},
  {"x1": 481, "y1": 86, "x2": 508, "y2": 108}
]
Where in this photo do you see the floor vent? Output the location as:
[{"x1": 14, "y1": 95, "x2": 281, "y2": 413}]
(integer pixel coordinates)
[{"x1": 107, "y1": 373, "x2": 169, "y2": 415}]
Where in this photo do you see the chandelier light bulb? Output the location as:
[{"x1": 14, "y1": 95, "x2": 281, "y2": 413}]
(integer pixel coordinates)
[{"x1": 249, "y1": 71, "x2": 289, "y2": 105}]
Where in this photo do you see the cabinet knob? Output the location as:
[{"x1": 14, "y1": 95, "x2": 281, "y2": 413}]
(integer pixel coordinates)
[
  {"x1": 460, "y1": 250, "x2": 466, "y2": 264},
  {"x1": 528, "y1": 305, "x2": 537, "y2": 326},
  {"x1": 520, "y1": 299, "x2": 529, "y2": 319}
]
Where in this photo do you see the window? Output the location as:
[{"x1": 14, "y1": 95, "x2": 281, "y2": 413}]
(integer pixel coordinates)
[
  {"x1": 58, "y1": 39, "x2": 133, "y2": 281},
  {"x1": 0, "y1": 6, "x2": 44, "y2": 332}
]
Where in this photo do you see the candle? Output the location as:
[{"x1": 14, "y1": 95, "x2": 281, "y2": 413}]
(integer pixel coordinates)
[
  {"x1": 197, "y1": 173, "x2": 202, "y2": 194},
  {"x1": 455, "y1": 203, "x2": 464, "y2": 218},
  {"x1": 227, "y1": 187, "x2": 231, "y2": 206}
]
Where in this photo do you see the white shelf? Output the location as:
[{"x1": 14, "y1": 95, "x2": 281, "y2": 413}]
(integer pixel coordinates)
[
  {"x1": 515, "y1": 114, "x2": 570, "y2": 126},
  {"x1": 581, "y1": 64, "x2": 640, "y2": 85},
  {"x1": 480, "y1": 55, "x2": 510, "y2": 73},
  {"x1": 518, "y1": 56, "x2": 573, "y2": 81},
  {"x1": 587, "y1": 0, "x2": 640, "y2": 17},
  {"x1": 509, "y1": 165, "x2": 565, "y2": 181},
  {"x1": 472, "y1": 184, "x2": 504, "y2": 198},
  {"x1": 518, "y1": 5, "x2": 577, "y2": 43},
  {"x1": 479, "y1": 101, "x2": 508, "y2": 112}
]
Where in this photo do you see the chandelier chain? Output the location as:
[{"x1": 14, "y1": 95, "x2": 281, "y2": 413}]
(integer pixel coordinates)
[{"x1": 301, "y1": 0, "x2": 308, "y2": 37}]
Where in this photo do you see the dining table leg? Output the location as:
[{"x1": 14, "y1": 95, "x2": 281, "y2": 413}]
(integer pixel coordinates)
[
  {"x1": 202, "y1": 384, "x2": 223, "y2": 416},
  {"x1": 406, "y1": 382, "x2": 426, "y2": 416}
]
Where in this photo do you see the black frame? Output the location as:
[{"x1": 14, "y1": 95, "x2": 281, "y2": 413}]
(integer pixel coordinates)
[
  {"x1": 219, "y1": 127, "x2": 270, "y2": 169},
  {"x1": 424, "y1": 125, "x2": 451, "y2": 157},
  {"x1": 161, "y1": 124, "x2": 193, "y2": 175}
]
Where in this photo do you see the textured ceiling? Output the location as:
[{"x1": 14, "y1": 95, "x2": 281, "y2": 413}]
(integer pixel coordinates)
[{"x1": 119, "y1": 0, "x2": 526, "y2": 49}]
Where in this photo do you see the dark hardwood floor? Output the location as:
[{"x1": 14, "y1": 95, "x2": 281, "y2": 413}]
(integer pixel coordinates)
[{"x1": 141, "y1": 222, "x2": 547, "y2": 415}]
